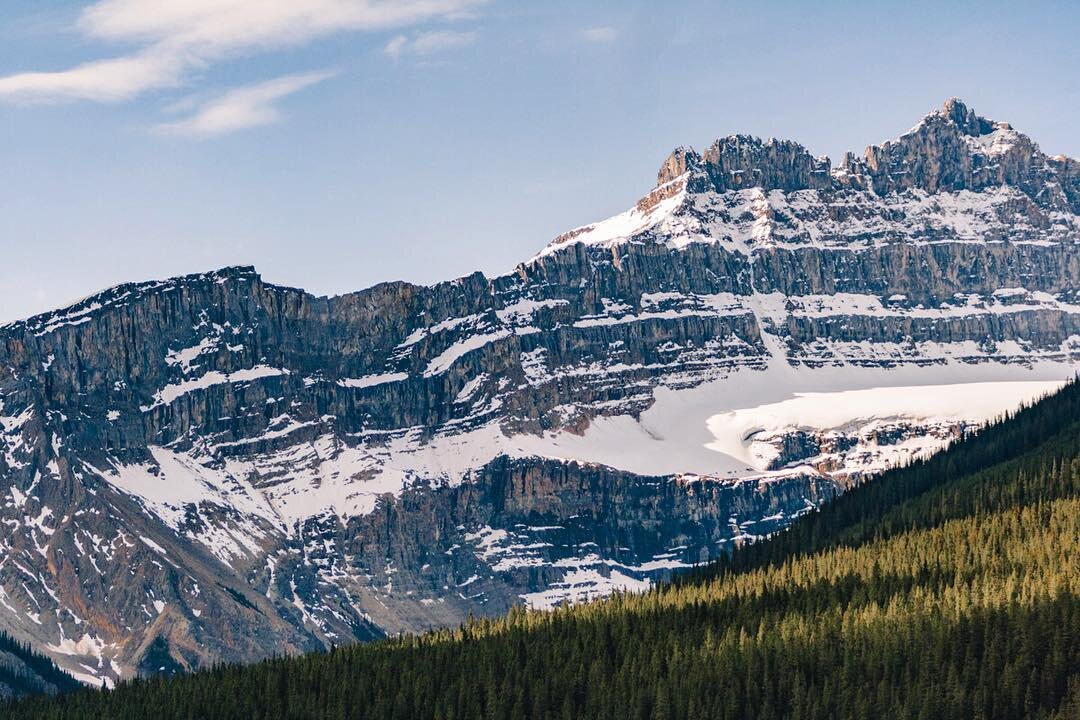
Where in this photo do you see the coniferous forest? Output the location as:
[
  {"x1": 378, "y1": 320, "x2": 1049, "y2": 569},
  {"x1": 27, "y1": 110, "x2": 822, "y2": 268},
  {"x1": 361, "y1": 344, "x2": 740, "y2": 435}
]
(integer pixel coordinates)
[
  {"x1": 7, "y1": 379, "x2": 1080, "y2": 720},
  {"x1": 0, "y1": 631, "x2": 82, "y2": 699}
]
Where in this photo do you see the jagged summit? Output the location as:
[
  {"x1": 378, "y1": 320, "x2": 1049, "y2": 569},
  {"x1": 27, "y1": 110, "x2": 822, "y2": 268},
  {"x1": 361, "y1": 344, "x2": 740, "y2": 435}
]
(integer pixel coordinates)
[
  {"x1": 848, "y1": 97, "x2": 1060, "y2": 198},
  {"x1": 654, "y1": 98, "x2": 1058, "y2": 196},
  {"x1": 890, "y1": 98, "x2": 1006, "y2": 142},
  {"x1": 938, "y1": 97, "x2": 1003, "y2": 135},
  {"x1": 655, "y1": 135, "x2": 831, "y2": 193},
  {"x1": 541, "y1": 99, "x2": 1080, "y2": 258}
]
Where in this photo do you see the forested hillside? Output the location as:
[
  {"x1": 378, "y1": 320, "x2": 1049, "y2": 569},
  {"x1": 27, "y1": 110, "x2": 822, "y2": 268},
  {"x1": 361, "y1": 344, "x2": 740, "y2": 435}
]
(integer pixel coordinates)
[
  {"x1": 9, "y1": 379, "x2": 1079, "y2": 720},
  {"x1": 0, "y1": 632, "x2": 80, "y2": 700}
]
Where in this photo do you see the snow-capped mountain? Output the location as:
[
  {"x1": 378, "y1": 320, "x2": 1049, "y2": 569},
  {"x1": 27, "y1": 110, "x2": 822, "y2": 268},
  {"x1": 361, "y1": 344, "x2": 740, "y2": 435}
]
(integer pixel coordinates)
[{"x1": 0, "y1": 99, "x2": 1076, "y2": 684}]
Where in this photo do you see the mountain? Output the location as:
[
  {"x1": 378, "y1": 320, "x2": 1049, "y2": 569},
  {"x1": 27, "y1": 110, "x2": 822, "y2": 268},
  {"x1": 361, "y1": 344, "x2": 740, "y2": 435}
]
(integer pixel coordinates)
[
  {"x1": 0, "y1": 99, "x2": 1077, "y2": 683},
  {"x1": 9, "y1": 377, "x2": 1079, "y2": 720}
]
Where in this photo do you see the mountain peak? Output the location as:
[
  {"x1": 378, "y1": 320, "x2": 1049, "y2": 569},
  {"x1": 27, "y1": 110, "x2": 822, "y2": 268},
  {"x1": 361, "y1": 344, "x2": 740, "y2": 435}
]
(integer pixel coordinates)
[
  {"x1": 655, "y1": 146, "x2": 701, "y2": 186},
  {"x1": 941, "y1": 96, "x2": 967, "y2": 117},
  {"x1": 545, "y1": 98, "x2": 1078, "y2": 259},
  {"x1": 940, "y1": 97, "x2": 984, "y2": 133},
  {"x1": 906, "y1": 97, "x2": 1002, "y2": 139},
  {"x1": 654, "y1": 134, "x2": 832, "y2": 194},
  {"x1": 850, "y1": 98, "x2": 1067, "y2": 198}
]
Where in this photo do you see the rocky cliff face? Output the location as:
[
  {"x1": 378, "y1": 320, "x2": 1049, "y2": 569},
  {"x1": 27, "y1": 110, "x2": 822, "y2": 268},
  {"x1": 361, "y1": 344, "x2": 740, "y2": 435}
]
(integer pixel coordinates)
[{"x1": 0, "y1": 99, "x2": 1077, "y2": 684}]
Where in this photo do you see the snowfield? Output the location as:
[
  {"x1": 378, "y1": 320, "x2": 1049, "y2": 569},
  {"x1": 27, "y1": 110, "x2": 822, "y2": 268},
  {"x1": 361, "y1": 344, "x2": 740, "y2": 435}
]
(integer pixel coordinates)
[
  {"x1": 503, "y1": 361, "x2": 1072, "y2": 479},
  {"x1": 705, "y1": 380, "x2": 1064, "y2": 472}
]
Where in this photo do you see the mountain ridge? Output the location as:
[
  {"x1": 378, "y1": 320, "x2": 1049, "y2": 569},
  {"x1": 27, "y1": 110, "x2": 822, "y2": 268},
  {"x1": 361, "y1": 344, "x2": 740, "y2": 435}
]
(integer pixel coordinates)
[{"x1": 12, "y1": 98, "x2": 1076, "y2": 333}]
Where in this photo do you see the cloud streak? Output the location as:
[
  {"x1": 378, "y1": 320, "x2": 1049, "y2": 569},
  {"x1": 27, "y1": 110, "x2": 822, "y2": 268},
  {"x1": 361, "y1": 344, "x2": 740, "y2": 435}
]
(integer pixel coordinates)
[
  {"x1": 582, "y1": 26, "x2": 618, "y2": 43},
  {"x1": 0, "y1": 47, "x2": 192, "y2": 103},
  {"x1": 0, "y1": 0, "x2": 487, "y2": 103},
  {"x1": 156, "y1": 70, "x2": 334, "y2": 138},
  {"x1": 384, "y1": 29, "x2": 477, "y2": 60}
]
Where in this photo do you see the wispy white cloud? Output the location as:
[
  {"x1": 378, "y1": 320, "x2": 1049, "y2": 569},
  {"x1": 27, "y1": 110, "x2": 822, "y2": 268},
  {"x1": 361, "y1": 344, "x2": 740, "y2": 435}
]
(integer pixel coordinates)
[
  {"x1": 0, "y1": 46, "x2": 193, "y2": 103},
  {"x1": 384, "y1": 29, "x2": 476, "y2": 60},
  {"x1": 411, "y1": 29, "x2": 477, "y2": 55},
  {"x1": 384, "y1": 34, "x2": 409, "y2": 61},
  {"x1": 156, "y1": 70, "x2": 334, "y2": 138},
  {"x1": 582, "y1": 26, "x2": 618, "y2": 43},
  {"x1": 0, "y1": 0, "x2": 487, "y2": 104}
]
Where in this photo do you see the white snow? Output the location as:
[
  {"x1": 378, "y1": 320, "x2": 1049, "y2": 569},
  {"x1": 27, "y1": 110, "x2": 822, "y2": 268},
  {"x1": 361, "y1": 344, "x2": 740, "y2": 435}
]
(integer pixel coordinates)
[
  {"x1": 75, "y1": 173, "x2": 1078, "y2": 594},
  {"x1": 496, "y1": 298, "x2": 569, "y2": 324},
  {"x1": 521, "y1": 568, "x2": 651, "y2": 610},
  {"x1": 704, "y1": 381, "x2": 1063, "y2": 471},
  {"x1": 965, "y1": 126, "x2": 1022, "y2": 156},
  {"x1": 210, "y1": 415, "x2": 317, "y2": 452},
  {"x1": 337, "y1": 372, "x2": 409, "y2": 389},
  {"x1": 220, "y1": 434, "x2": 399, "y2": 525},
  {"x1": 423, "y1": 330, "x2": 512, "y2": 377},
  {"x1": 503, "y1": 361, "x2": 1073, "y2": 478},
  {"x1": 534, "y1": 178, "x2": 688, "y2": 260},
  {"x1": 148, "y1": 365, "x2": 290, "y2": 407},
  {"x1": 138, "y1": 535, "x2": 168, "y2": 556},
  {"x1": 165, "y1": 336, "x2": 220, "y2": 372},
  {"x1": 455, "y1": 374, "x2": 488, "y2": 403},
  {"x1": 0, "y1": 403, "x2": 34, "y2": 434},
  {"x1": 47, "y1": 633, "x2": 107, "y2": 659},
  {"x1": 574, "y1": 292, "x2": 748, "y2": 328},
  {"x1": 98, "y1": 448, "x2": 275, "y2": 562},
  {"x1": 752, "y1": 290, "x2": 1080, "y2": 320},
  {"x1": 396, "y1": 313, "x2": 485, "y2": 350},
  {"x1": 520, "y1": 348, "x2": 551, "y2": 386},
  {"x1": 65, "y1": 669, "x2": 115, "y2": 689}
]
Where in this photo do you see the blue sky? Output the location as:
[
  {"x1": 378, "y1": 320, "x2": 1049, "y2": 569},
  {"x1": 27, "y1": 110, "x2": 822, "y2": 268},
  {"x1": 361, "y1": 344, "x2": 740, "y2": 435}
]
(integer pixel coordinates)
[{"x1": 1, "y1": 0, "x2": 1077, "y2": 323}]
